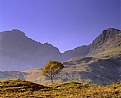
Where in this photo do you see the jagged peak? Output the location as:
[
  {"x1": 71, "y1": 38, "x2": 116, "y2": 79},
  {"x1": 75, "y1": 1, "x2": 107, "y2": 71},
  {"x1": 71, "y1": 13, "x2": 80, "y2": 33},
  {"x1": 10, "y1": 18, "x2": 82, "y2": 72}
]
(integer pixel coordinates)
[
  {"x1": 1, "y1": 29, "x2": 25, "y2": 37},
  {"x1": 92, "y1": 28, "x2": 121, "y2": 44},
  {"x1": 12, "y1": 29, "x2": 23, "y2": 32},
  {"x1": 102, "y1": 28, "x2": 120, "y2": 37},
  {"x1": 44, "y1": 42, "x2": 53, "y2": 46},
  {"x1": 106, "y1": 28, "x2": 120, "y2": 32}
]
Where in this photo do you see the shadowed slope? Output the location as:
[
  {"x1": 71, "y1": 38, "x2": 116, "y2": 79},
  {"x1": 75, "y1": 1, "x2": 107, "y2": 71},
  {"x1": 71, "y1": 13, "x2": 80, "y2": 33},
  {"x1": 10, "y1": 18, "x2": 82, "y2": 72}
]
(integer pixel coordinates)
[{"x1": 0, "y1": 80, "x2": 48, "y2": 92}]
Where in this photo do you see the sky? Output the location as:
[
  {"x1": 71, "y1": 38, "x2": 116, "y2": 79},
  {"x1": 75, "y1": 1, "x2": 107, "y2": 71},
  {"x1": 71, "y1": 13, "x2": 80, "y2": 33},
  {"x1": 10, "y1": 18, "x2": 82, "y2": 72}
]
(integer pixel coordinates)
[{"x1": 0, "y1": 0, "x2": 121, "y2": 52}]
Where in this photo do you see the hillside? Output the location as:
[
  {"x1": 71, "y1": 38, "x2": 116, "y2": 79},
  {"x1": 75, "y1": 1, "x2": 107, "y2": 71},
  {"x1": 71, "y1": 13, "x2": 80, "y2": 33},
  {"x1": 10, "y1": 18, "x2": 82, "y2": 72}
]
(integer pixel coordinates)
[
  {"x1": 0, "y1": 80, "x2": 121, "y2": 98},
  {"x1": 23, "y1": 55, "x2": 121, "y2": 85}
]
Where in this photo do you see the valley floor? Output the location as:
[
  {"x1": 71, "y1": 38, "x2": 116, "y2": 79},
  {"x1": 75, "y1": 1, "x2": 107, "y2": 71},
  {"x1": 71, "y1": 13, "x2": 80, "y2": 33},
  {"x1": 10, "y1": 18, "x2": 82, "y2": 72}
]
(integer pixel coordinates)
[{"x1": 0, "y1": 80, "x2": 121, "y2": 98}]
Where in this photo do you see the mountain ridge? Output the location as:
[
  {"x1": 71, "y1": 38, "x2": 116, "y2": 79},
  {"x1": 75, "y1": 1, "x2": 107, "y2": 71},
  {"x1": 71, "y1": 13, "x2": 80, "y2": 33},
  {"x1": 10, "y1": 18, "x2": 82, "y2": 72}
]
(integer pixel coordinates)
[
  {"x1": 0, "y1": 29, "x2": 62, "y2": 70},
  {"x1": 0, "y1": 28, "x2": 121, "y2": 70}
]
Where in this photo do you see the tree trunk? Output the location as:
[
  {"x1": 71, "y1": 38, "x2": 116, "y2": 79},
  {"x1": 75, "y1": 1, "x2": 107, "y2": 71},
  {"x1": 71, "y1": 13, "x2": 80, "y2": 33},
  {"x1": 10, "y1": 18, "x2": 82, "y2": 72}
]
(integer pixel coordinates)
[
  {"x1": 51, "y1": 78, "x2": 53, "y2": 84},
  {"x1": 50, "y1": 76, "x2": 54, "y2": 84},
  {"x1": 50, "y1": 69, "x2": 54, "y2": 84}
]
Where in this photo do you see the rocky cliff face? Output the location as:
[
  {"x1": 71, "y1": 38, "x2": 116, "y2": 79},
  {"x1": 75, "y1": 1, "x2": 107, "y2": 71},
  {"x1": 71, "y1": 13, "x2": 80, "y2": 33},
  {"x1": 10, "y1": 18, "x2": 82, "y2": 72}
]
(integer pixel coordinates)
[{"x1": 88, "y1": 28, "x2": 121, "y2": 57}]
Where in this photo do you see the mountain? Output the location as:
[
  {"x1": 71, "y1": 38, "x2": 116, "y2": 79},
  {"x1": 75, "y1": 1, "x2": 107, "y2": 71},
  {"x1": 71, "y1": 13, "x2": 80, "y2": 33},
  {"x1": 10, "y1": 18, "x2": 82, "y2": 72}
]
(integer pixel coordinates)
[
  {"x1": 88, "y1": 28, "x2": 121, "y2": 57},
  {"x1": 0, "y1": 29, "x2": 62, "y2": 70},
  {"x1": 60, "y1": 28, "x2": 121, "y2": 84},
  {"x1": 62, "y1": 28, "x2": 121, "y2": 59}
]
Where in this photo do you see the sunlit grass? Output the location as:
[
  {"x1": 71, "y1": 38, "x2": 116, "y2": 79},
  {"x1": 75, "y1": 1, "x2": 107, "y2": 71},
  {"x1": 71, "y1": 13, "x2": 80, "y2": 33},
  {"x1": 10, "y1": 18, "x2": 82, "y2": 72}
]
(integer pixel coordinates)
[{"x1": 0, "y1": 80, "x2": 121, "y2": 97}]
